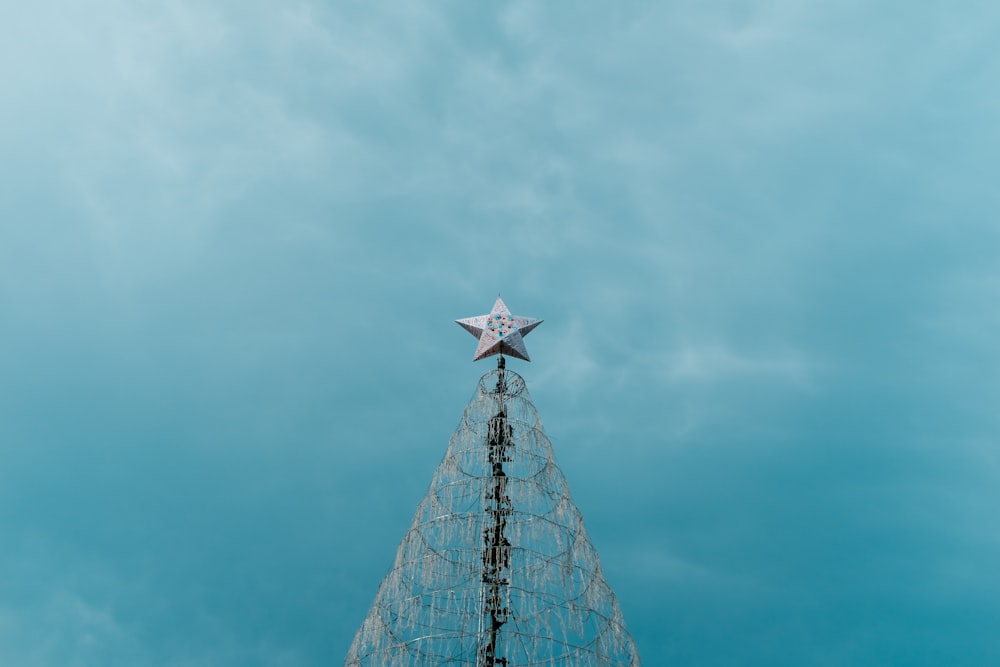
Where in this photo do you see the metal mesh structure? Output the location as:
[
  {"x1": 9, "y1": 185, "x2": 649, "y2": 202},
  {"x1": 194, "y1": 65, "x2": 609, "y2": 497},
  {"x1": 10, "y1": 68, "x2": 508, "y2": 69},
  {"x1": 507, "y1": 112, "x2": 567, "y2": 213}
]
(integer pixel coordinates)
[{"x1": 345, "y1": 365, "x2": 640, "y2": 666}]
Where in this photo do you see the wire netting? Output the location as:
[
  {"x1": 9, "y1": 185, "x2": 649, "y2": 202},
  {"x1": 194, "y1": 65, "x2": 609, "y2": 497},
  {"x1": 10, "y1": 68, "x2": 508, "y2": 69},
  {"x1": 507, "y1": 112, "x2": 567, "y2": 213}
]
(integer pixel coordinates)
[{"x1": 345, "y1": 368, "x2": 640, "y2": 666}]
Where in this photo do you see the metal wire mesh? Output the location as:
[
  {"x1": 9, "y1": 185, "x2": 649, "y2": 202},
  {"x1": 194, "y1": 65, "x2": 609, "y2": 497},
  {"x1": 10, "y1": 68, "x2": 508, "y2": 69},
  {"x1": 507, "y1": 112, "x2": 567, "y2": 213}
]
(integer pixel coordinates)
[{"x1": 345, "y1": 368, "x2": 641, "y2": 666}]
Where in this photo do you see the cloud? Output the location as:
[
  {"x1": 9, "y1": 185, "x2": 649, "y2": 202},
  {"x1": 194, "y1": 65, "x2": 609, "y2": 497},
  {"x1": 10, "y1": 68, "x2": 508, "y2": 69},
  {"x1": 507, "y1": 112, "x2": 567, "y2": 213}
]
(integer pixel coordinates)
[
  {"x1": 662, "y1": 341, "x2": 812, "y2": 385},
  {"x1": 2, "y1": 1, "x2": 999, "y2": 665}
]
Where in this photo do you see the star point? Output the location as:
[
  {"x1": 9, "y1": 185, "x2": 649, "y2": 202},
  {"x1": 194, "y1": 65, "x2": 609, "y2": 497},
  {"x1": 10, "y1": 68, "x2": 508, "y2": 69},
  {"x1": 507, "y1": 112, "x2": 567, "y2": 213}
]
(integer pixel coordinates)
[{"x1": 456, "y1": 297, "x2": 542, "y2": 362}]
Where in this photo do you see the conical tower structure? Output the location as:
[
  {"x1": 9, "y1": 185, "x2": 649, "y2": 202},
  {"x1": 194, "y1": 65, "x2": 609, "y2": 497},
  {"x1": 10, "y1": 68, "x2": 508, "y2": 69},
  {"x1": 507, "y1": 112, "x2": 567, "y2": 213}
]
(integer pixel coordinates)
[{"x1": 345, "y1": 299, "x2": 640, "y2": 666}]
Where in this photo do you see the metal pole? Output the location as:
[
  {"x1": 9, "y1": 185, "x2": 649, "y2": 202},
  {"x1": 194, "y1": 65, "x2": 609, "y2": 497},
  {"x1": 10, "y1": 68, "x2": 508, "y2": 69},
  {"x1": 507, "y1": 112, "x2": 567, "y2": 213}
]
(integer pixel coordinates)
[{"x1": 478, "y1": 355, "x2": 512, "y2": 667}]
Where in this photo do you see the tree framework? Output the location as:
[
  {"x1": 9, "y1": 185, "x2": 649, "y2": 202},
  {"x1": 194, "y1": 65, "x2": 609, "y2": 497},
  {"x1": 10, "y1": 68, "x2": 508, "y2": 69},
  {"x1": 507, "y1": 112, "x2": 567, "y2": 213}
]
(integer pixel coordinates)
[{"x1": 345, "y1": 365, "x2": 640, "y2": 666}]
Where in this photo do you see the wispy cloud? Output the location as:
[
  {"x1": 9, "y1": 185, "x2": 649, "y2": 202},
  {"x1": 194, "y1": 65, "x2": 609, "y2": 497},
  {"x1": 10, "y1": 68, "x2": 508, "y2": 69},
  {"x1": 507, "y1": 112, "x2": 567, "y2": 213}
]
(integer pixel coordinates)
[{"x1": 2, "y1": 1, "x2": 999, "y2": 665}]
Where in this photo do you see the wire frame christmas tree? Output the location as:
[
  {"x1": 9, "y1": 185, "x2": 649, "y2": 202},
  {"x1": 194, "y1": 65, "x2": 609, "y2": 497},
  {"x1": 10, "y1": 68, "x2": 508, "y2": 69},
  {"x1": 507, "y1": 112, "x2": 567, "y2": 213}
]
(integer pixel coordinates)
[{"x1": 345, "y1": 299, "x2": 640, "y2": 666}]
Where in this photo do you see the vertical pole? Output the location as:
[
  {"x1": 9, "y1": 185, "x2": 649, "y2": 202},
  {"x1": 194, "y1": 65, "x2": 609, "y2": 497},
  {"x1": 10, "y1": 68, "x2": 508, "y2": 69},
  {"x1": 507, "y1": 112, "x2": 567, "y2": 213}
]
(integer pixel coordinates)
[{"x1": 479, "y1": 356, "x2": 512, "y2": 667}]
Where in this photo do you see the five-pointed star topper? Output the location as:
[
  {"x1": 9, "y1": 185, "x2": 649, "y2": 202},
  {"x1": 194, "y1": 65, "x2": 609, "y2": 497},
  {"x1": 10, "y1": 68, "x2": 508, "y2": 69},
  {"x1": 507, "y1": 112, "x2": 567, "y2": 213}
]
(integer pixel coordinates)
[{"x1": 456, "y1": 297, "x2": 542, "y2": 361}]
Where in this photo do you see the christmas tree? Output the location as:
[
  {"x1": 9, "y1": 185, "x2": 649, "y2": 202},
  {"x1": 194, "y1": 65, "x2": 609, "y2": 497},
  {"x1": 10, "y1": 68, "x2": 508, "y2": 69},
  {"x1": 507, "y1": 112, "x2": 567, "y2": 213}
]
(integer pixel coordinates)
[{"x1": 345, "y1": 298, "x2": 640, "y2": 666}]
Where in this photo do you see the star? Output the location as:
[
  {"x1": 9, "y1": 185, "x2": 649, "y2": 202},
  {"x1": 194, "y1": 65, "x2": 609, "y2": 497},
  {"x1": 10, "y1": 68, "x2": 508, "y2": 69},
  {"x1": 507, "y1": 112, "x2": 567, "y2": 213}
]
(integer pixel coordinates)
[{"x1": 456, "y1": 297, "x2": 543, "y2": 362}]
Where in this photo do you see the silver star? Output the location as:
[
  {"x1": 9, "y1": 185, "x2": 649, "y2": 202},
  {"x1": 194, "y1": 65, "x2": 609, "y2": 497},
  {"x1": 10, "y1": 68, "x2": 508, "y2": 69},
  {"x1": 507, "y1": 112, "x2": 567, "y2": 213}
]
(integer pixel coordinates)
[{"x1": 456, "y1": 297, "x2": 543, "y2": 361}]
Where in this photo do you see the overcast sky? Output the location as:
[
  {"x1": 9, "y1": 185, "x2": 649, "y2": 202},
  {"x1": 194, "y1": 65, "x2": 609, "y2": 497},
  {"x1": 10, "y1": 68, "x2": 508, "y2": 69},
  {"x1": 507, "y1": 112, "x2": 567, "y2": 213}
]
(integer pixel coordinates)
[{"x1": 2, "y1": 2, "x2": 999, "y2": 665}]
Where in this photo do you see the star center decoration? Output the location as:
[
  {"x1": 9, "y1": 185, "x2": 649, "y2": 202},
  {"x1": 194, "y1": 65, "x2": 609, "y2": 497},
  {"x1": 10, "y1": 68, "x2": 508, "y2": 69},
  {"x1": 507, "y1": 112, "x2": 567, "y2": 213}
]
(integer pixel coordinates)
[{"x1": 456, "y1": 297, "x2": 542, "y2": 361}]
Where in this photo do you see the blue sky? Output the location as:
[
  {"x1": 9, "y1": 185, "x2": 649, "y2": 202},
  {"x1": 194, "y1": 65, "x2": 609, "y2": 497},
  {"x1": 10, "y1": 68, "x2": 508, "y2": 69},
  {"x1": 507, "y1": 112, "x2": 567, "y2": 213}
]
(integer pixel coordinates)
[{"x1": 2, "y1": 1, "x2": 999, "y2": 665}]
